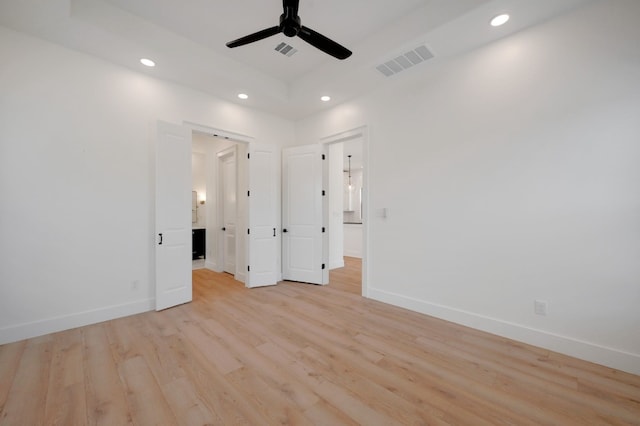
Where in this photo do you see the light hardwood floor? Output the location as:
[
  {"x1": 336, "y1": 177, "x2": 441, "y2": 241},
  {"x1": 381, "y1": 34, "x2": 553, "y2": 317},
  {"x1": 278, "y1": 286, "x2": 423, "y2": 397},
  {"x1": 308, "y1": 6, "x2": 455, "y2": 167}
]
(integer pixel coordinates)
[
  {"x1": 1, "y1": 258, "x2": 639, "y2": 425},
  {"x1": 328, "y1": 256, "x2": 362, "y2": 295}
]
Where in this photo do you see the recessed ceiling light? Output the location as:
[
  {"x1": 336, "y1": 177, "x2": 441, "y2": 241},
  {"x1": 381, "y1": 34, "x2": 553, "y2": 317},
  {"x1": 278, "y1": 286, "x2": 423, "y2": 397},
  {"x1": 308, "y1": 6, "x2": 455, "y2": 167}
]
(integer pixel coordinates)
[
  {"x1": 490, "y1": 14, "x2": 510, "y2": 27},
  {"x1": 140, "y1": 58, "x2": 155, "y2": 67},
  {"x1": 237, "y1": 93, "x2": 249, "y2": 100},
  {"x1": 320, "y1": 95, "x2": 331, "y2": 102}
]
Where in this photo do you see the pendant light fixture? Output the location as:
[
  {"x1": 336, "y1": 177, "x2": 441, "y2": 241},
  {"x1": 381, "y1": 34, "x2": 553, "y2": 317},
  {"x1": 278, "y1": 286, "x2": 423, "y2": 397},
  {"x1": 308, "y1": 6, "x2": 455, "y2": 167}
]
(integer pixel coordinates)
[
  {"x1": 346, "y1": 154, "x2": 353, "y2": 211},
  {"x1": 348, "y1": 155, "x2": 352, "y2": 190}
]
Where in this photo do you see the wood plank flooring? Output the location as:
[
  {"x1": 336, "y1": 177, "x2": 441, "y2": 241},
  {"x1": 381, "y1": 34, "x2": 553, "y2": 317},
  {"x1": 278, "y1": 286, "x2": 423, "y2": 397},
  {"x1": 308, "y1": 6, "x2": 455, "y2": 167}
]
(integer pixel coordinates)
[
  {"x1": 328, "y1": 256, "x2": 362, "y2": 295},
  {"x1": 1, "y1": 258, "x2": 639, "y2": 425}
]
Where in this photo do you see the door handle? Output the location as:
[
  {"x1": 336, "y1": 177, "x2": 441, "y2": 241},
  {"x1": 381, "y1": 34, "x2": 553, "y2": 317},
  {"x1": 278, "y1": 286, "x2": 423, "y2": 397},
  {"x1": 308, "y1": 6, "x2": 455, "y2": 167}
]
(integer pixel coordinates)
[
  {"x1": 158, "y1": 233, "x2": 163, "y2": 245},
  {"x1": 222, "y1": 227, "x2": 226, "y2": 231},
  {"x1": 273, "y1": 228, "x2": 276, "y2": 237},
  {"x1": 283, "y1": 228, "x2": 288, "y2": 233}
]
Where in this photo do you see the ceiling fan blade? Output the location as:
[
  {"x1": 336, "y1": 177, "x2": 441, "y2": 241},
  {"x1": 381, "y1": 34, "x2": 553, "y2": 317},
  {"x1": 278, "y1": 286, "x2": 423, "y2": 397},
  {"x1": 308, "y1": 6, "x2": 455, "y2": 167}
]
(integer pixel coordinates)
[
  {"x1": 298, "y1": 26, "x2": 352, "y2": 60},
  {"x1": 226, "y1": 26, "x2": 281, "y2": 48},
  {"x1": 283, "y1": 0, "x2": 299, "y2": 15}
]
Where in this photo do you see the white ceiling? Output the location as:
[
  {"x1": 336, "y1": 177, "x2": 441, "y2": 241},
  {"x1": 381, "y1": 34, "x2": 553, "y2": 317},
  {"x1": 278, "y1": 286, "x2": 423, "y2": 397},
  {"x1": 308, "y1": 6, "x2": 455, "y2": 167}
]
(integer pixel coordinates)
[{"x1": 0, "y1": 0, "x2": 590, "y2": 120}]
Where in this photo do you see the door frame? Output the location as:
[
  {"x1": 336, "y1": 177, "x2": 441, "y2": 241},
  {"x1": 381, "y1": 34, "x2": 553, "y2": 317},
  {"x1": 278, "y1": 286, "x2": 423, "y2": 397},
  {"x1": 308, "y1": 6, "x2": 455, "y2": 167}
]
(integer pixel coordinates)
[
  {"x1": 183, "y1": 121, "x2": 253, "y2": 284},
  {"x1": 320, "y1": 125, "x2": 370, "y2": 297},
  {"x1": 183, "y1": 121, "x2": 280, "y2": 288},
  {"x1": 217, "y1": 145, "x2": 238, "y2": 277}
]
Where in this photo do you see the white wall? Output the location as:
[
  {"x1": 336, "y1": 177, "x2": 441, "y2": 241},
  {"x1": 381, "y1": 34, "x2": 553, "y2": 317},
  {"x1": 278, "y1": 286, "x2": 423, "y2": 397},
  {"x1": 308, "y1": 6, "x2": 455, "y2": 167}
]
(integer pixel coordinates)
[
  {"x1": 191, "y1": 151, "x2": 206, "y2": 229},
  {"x1": 0, "y1": 26, "x2": 293, "y2": 344},
  {"x1": 344, "y1": 224, "x2": 363, "y2": 259},
  {"x1": 295, "y1": 0, "x2": 640, "y2": 374}
]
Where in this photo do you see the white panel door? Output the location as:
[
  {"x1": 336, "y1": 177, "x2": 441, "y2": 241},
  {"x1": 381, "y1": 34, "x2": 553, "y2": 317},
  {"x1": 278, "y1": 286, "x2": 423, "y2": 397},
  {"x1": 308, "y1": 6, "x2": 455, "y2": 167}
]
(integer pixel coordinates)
[
  {"x1": 282, "y1": 144, "x2": 327, "y2": 285},
  {"x1": 222, "y1": 151, "x2": 237, "y2": 274},
  {"x1": 247, "y1": 143, "x2": 279, "y2": 288},
  {"x1": 156, "y1": 121, "x2": 192, "y2": 310}
]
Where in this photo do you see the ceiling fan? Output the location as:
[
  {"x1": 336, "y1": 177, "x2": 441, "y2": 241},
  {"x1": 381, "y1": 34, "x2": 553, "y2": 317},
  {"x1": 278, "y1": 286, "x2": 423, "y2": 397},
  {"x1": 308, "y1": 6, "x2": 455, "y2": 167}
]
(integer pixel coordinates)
[{"x1": 225, "y1": 0, "x2": 352, "y2": 60}]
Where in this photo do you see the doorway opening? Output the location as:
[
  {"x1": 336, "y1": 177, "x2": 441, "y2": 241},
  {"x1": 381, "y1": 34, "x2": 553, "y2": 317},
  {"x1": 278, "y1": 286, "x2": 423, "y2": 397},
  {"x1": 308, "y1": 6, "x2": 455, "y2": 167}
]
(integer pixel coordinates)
[
  {"x1": 186, "y1": 120, "x2": 280, "y2": 289},
  {"x1": 190, "y1": 129, "x2": 248, "y2": 285},
  {"x1": 157, "y1": 120, "x2": 282, "y2": 311},
  {"x1": 160, "y1": 119, "x2": 368, "y2": 308},
  {"x1": 321, "y1": 126, "x2": 369, "y2": 297}
]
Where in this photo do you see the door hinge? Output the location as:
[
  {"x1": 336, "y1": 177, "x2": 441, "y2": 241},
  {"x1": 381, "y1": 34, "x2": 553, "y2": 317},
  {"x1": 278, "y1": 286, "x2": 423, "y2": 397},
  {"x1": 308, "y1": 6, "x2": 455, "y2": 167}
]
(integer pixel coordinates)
[
  {"x1": 247, "y1": 228, "x2": 250, "y2": 235},
  {"x1": 247, "y1": 153, "x2": 250, "y2": 159},
  {"x1": 322, "y1": 154, "x2": 325, "y2": 160},
  {"x1": 322, "y1": 264, "x2": 326, "y2": 270},
  {"x1": 247, "y1": 190, "x2": 250, "y2": 197},
  {"x1": 247, "y1": 265, "x2": 250, "y2": 272},
  {"x1": 322, "y1": 190, "x2": 326, "y2": 196},
  {"x1": 322, "y1": 227, "x2": 325, "y2": 233}
]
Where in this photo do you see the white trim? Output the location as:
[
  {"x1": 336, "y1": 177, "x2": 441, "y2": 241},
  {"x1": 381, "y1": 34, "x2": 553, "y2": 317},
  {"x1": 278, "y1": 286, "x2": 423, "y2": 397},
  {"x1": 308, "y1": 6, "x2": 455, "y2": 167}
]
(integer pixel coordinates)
[
  {"x1": 368, "y1": 287, "x2": 640, "y2": 376},
  {"x1": 0, "y1": 299, "x2": 155, "y2": 345},
  {"x1": 204, "y1": 259, "x2": 217, "y2": 271},
  {"x1": 330, "y1": 259, "x2": 346, "y2": 269},
  {"x1": 192, "y1": 259, "x2": 206, "y2": 270},
  {"x1": 320, "y1": 127, "x2": 366, "y2": 144},
  {"x1": 184, "y1": 121, "x2": 254, "y2": 143},
  {"x1": 343, "y1": 250, "x2": 362, "y2": 259}
]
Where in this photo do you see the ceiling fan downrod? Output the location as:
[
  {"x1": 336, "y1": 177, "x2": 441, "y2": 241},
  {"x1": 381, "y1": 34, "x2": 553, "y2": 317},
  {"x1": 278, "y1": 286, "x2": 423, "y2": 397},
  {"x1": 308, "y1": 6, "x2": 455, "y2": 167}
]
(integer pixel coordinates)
[{"x1": 280, "y1": 6, "x2": 301, "y2": 37}]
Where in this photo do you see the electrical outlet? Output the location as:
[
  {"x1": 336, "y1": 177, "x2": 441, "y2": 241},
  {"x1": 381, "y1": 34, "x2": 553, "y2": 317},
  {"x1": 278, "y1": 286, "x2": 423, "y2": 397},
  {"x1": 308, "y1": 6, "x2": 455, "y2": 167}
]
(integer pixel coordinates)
[
  {"x1": 534, "y1": 299, "x2": 548, "y2": 316},
  {"x1": 131, "y1": 280, "x2": 140, "y2": 291}
]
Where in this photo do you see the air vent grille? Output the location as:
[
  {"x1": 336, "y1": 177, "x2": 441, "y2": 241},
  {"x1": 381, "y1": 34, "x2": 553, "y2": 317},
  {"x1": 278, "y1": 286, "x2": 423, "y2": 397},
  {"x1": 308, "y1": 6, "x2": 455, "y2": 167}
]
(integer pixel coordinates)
[
  {"x1": 376, "y1": 44, "x2": 434, "y2": 77},
  {"x1": 275, "y1": 42, "x2": 298, "y2": 57}
]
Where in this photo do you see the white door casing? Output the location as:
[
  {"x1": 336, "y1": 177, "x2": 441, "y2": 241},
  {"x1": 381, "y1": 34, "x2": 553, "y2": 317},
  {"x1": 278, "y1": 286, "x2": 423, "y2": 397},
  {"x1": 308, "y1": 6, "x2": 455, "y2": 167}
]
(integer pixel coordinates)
[
  {"x1": 328, "y1": 143, "x2": 344, "y2": 269},
  {"x1": 155, "y1": 121, "x2": 192, "y2": 310},
  {"x1": 282, "y1": 144, "x2": 328, "y2": 285},
  {"x1": 246, "y1": 143, "x2": 279, "y2": 288}
]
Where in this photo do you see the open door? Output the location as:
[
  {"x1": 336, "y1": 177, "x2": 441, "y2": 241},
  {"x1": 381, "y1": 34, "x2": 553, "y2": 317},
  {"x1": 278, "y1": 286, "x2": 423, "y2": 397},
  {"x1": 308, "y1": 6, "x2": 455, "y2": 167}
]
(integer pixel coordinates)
[
  {"x1": 246, "y1": 143, "x2": 279, "y2": 288},
  {"x1": 282, "y1": 144, "x2": 328, "y2": 285},
  {"x1": 155, "y1": 121, "x2": 192, "y2": 310},
  {"x1": 219, "y1": 147, "x2": 237, "y2": 275}
]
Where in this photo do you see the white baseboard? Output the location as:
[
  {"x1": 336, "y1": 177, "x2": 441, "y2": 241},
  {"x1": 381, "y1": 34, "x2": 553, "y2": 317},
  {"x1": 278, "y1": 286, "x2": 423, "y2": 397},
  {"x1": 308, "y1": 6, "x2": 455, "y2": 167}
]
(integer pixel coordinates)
[
  {"x1": 330, "y1": 259, "x2": 345, "y2": 269},
  {"x1": 0, "y1": 298, "x2": 154, "y2": 345},
  {"x1": 368, "y1": 287, "x2": 640, "y2": 376},
  {"x1": 344, "y1": 250, "x2": 362, "y2": 258}
]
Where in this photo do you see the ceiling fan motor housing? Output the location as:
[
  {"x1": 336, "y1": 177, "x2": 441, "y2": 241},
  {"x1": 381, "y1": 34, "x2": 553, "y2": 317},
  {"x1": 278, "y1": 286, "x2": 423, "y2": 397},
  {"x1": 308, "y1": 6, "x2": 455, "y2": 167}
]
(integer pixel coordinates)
[{"x1": 280, "y1": 12, "x2": 301, "y2": 37}]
